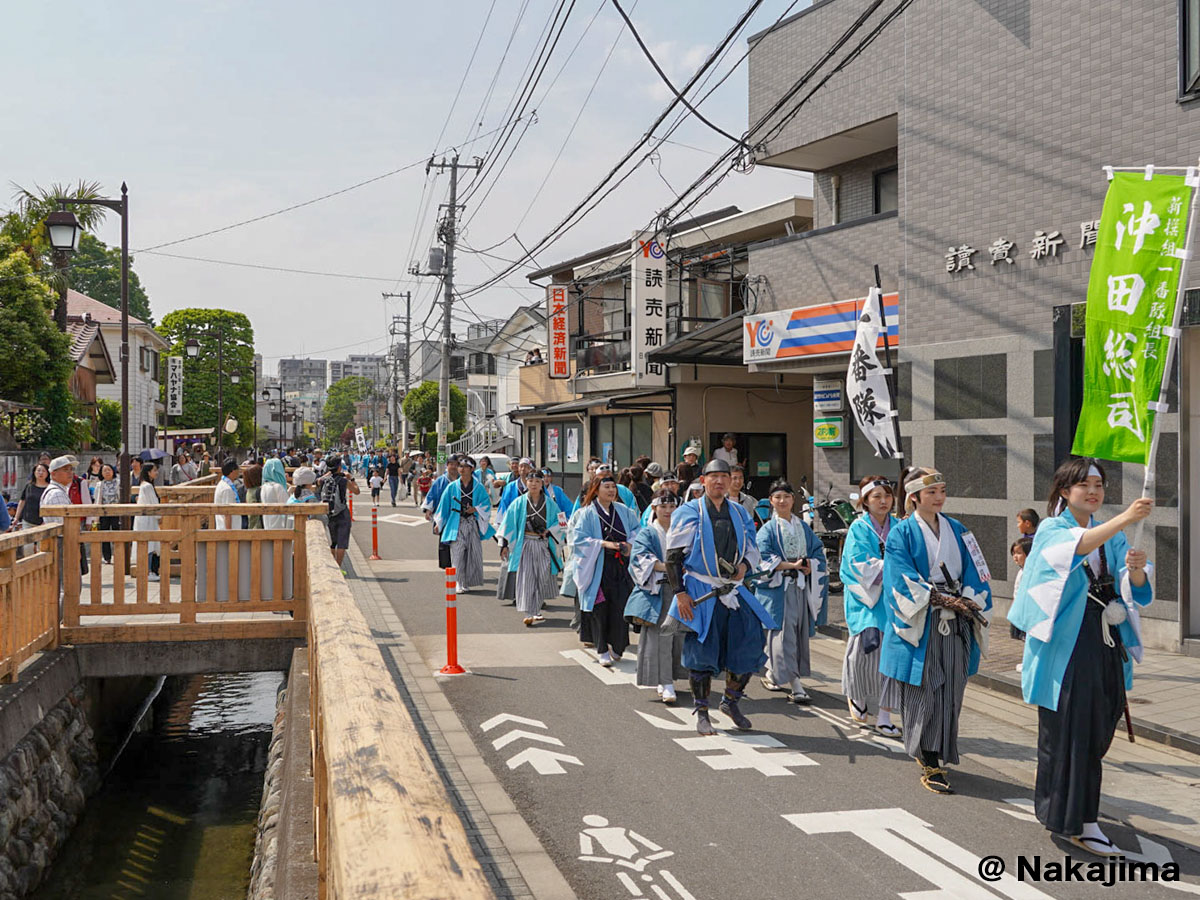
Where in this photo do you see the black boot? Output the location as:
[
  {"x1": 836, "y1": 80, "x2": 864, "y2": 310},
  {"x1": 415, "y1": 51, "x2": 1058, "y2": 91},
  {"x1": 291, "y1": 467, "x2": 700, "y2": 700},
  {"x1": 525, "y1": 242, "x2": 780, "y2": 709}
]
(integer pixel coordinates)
[
  {"x1": 719, "y1": 671, "x2": 753, "y2": 731},
  {"x1": 689, "y1": 673, "x2": 716, "y2": 736}
]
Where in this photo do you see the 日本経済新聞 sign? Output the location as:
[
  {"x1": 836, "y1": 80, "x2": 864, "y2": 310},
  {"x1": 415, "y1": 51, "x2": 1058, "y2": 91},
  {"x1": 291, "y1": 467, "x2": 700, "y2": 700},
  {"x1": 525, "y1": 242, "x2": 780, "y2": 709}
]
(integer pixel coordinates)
[
  {"x1": 1073, "y1": 170, "x2": 1196, "y2": 463},
  {"x1": 546, "y1": 285, "x2": 570, "y2": 380}
]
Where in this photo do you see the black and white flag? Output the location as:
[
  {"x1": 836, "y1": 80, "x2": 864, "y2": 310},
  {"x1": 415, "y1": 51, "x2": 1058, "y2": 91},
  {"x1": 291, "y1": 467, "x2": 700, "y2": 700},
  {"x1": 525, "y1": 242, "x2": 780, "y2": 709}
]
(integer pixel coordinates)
[{"x1": 846, "y1": 287, "x2": 902, "y2": 460}]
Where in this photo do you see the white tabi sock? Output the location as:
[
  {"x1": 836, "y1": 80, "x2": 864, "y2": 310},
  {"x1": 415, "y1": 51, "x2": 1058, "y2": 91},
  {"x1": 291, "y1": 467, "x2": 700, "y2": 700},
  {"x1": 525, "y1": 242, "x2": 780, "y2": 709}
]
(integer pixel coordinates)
[
  {"x1": 1081, "y1": 821, "x2": 1110, "y2": 843},
  {"x1": 876, "y1": 708, "x2": 893, "y2": 727}
]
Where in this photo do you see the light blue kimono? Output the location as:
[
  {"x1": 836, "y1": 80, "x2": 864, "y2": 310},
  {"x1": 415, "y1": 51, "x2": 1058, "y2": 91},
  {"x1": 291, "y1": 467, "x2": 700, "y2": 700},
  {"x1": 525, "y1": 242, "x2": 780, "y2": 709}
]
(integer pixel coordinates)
[
  {"x1": 571, "y1": 501, "x2": 642, "y2": 613},
  {"x1": 755, "y1": 515, "x2": 828, "y2": 635},
  {"x1": 497, "y1": 477, "x2": 528, "y2": 519},
  {"x1": 664, "y1": 498, "x2": 777, "y2": 641},
  {"x1": 840, "y1": 514, "x2": 900, "y2": 636},
  {"x1": 879, "y1": 514, "x2": 993, "y2": 687},
  {"x1": 547, "y1": 484, "x2": 571, "y2": 517},
  {"x1": 434, "y1": 477, "x2": 494, "y2": 543},
  {"x1": 498, "y1": 492, "x2": 564, "y2": 578},
  {"x1": 1007, "y1": 508, "x2": 1153, "y2": 711},
  {"x1": 626, "y1": 523, "x2": 668, "y2": 624}
]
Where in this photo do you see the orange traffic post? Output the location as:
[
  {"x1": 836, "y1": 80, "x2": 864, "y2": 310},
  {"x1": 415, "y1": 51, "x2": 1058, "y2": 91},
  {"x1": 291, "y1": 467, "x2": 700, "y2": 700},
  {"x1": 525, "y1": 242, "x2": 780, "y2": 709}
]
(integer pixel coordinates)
[
  {"x1": 369, "y1": 505, "x2": 382, "y2": 560},
  {"x1": 440, "y1": 566, "x2": 465, "y2": 675}
]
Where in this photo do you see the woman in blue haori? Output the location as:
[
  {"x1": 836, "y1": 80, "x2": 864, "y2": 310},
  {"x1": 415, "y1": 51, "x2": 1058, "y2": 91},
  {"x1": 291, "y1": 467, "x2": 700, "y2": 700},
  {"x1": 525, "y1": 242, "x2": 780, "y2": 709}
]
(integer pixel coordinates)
[
  {"x1": 639, "y1": 472, "x2": 681, "y2": 526},
  {"x1": 756, "y1": 479, "x2": 827, "y2": 705},
  {"x1": 434, "y1": 455, "x2": 494, "y2": 594},
  {"x1": 839, "y1": 476, "x2": 902, "y2": 739},
  {"x1": 1007, "y1": 457, "x2": 1153, "y2": 858},
  {"x1": 572, "y1": 474, "x2": 642, "y2": 666},
  {"x1": 664, "y1": 459, "x2": 776, "y2": 736},
  {"x1": 626, "y1": 488, "x2": 686, "y2": 702},
  {"x1": 880, "y1": 467, "x2": 992, "y2": 795},
  {"x1": 497, "y1": 469, "x2": 564, "y2": 626}
]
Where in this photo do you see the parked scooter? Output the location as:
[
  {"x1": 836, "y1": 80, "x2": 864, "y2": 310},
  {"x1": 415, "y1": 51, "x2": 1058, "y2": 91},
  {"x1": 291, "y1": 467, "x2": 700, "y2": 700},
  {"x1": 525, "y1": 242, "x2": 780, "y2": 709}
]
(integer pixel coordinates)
[{"x1": 799, "y1": 477, "x2": 859, "y2": 592}]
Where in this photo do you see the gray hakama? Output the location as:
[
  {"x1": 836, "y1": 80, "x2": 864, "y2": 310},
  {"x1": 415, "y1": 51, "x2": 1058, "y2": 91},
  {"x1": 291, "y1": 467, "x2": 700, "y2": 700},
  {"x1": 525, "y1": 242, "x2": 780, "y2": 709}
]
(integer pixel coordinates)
[
  {"x1": 635, "y1": 602, "x2": 686, "y2": 687},
  {"x1": 450, "y1": 521, "x2": 485, "y2": 588},
  {"x1": 842, "y1": 632, "x2": 889, "y2": 714},
  {"x1": 765, "y1": 578, "x2": 811, "y2": 684},
  {"x1": 514, "y1": 536, "x2": 559, "y2": 616},
  {"x1": 887, "y1": 611, "x2": 971, "y2": 764}
]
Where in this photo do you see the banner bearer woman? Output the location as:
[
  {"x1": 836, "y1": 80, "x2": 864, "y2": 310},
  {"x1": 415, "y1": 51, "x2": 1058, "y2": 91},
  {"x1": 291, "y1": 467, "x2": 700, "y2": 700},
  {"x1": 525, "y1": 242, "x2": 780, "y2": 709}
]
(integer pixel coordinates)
[{"x1": 1007, "y1": 457, "x2": 1153, "y2": 857}]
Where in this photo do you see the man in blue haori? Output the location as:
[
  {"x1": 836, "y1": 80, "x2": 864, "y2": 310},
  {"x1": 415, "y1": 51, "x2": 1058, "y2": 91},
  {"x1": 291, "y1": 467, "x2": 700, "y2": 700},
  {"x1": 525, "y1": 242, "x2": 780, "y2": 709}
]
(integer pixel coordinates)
[{"x1": 664, "y1": 459, "x2": 777, "y2": 736}]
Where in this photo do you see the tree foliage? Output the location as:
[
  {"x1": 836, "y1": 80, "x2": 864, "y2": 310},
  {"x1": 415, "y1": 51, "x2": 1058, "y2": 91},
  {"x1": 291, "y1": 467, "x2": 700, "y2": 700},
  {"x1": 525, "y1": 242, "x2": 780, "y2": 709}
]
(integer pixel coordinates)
[
  {"x1": 402, "y1": 380, "x2": 466, "y2": 434},
  {"x1": 96, "y1": 398, "x2": 122, "y2": 450},
  {"x1": 67, "y1": 233, "x2": 154, "y2": 324},
  {"x1": 323, "y1": 375, "x2": 374, "y2": 438},
  {"x1": 2, "y1": 180, "x2": 109, "y2": 260},
  {"x1": 0, "y1": 239, "x2": 73, "y2": 403},
  {"x1": 158, "y1": 309, "x2": 256, "y2": 449}
]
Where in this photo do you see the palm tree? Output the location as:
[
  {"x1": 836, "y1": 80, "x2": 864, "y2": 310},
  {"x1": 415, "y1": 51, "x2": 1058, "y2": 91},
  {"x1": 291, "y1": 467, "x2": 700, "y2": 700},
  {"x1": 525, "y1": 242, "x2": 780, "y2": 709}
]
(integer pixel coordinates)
[{"x1": 6, "y1": 180, "x2": 109, "y2": 329}]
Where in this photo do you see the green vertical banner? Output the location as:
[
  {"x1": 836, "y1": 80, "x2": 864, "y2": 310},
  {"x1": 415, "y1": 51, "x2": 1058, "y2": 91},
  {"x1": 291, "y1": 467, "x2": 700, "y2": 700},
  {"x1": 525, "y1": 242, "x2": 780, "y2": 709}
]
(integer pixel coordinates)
[{"x1": 1072, "y1": 171, "x2": 1195, "y2": 463}]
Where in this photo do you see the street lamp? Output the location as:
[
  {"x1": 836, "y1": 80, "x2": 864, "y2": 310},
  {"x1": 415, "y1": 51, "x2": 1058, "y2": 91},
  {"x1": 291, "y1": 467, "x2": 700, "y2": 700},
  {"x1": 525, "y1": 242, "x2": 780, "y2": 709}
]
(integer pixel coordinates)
[
  {"x1": 48, "y1": 186, "x2": 132, "y2": 504},
  {"x1": 179, "y1": 326, "x2": 246, "y2": 461}
]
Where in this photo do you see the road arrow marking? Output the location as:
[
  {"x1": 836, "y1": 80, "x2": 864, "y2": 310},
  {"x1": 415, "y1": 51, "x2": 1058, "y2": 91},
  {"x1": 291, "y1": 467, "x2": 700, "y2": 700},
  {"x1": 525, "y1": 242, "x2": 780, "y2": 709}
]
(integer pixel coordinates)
[
  {"x1": 798, "y1": 705, "x2": 906, "y2": 754},
  {"x1": 506, "y1": 747, "x2": 583, "y2": 775},
  {"x1": 480, "y1": 713, "x2": 547, "y2": 732},
  {"x1": 491, "y1": 729, "x2": 564, "y2": 751}
]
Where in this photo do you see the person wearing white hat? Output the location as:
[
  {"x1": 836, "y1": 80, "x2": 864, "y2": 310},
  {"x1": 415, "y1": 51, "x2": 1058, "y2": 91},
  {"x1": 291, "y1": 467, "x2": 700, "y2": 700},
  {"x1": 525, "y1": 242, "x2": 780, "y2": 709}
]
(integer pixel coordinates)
[{"x1": 38, "y1": 456, "x2": 77, "y2": 525}]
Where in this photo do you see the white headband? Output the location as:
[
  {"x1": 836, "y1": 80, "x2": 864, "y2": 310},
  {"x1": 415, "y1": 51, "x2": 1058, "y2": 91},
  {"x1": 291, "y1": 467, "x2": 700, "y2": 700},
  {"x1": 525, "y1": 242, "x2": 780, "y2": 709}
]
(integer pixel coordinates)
[
  {"x1": 904, "y1": 472, "x2": 945, "y2": 496},
  {"x1": 1088, "y1": 464, "x2": 1103, "y2": 479}
]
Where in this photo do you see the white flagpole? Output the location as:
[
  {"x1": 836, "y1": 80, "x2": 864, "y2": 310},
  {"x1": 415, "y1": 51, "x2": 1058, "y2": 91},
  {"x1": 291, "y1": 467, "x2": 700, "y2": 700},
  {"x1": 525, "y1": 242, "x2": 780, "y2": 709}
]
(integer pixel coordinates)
[{"x1": 1130, "y1": 158, "x2": 1200, "y2": 550}]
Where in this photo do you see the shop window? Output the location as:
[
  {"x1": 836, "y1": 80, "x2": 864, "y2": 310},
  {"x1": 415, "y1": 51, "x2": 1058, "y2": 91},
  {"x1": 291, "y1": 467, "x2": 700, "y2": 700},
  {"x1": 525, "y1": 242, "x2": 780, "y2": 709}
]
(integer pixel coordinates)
[
  {"x1": 1183, "y1": 0, "x2": 1200, "y2": 100},
  {"x1": 874, "y1": 167, "x2": 898, "y2": 214},
  {"x1": 934, "y1": 354, "x2": 1007, "y2": 420},
  {"x1": 934, "y1": 434, "x2": 1007, "y2": 499},
  {"x1": 592, "y1": 413, "x2": 652, "y2": 469}
]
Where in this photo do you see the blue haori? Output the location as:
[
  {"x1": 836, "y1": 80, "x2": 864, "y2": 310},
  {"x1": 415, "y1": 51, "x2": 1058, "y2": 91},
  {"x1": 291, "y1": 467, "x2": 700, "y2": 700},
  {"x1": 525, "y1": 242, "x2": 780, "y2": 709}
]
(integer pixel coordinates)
[
  {"x1": 571, "y1": 501, "x2": 642, "y2": 613},
  {"x1": 840, "y1": 513, "x2": 900, "y2": 712},
  {"x1": 627, "y1": 521, "x2": 686, "y2": 686},
  {"x1": 756, "y1": 514, "x2": 828, "y2": 686},
  {"x1": 496, "y1": 492, "x2": 565, "y2": 602},
  {"x1": 1007, "y1": 507, "x2": 1153, "y2": 711}
]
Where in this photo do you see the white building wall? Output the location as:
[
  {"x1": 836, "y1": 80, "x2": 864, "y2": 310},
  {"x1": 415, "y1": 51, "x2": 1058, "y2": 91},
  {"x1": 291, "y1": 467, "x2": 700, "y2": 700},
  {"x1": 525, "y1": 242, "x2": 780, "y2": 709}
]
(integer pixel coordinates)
[{"x1": 96, "y1": 323, "x2": 165, "y2": 450}]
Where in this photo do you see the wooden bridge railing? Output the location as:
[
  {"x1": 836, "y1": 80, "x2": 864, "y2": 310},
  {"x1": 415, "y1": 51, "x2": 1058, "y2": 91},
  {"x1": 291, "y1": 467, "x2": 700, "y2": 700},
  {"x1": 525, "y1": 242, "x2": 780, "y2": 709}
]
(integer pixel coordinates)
[
  {"x1": 42, "y1": 502, "x2": 327, "y2": 645},
  {"x1": 0, "y1": 524, "x2": 61, "y2": 683},
  {"x1": 304, "y1": 519, "x2": 494, "y2": 900}
]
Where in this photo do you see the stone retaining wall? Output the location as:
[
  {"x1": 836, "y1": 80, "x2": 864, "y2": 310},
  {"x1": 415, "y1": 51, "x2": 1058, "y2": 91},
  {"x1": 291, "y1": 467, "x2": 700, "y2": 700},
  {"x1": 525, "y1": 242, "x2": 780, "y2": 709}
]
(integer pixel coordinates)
[
  {"x1": 0, "y1": 684, "x2": 99, "y2": 899},
  {"x1": 247, "y1": 678, "x2": 287, "y2": 900}
]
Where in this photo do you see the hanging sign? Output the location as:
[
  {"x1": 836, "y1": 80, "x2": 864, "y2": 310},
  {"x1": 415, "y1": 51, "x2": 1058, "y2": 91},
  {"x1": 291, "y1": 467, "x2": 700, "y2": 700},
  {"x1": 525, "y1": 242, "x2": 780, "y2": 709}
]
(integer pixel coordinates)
[
  {"x1": 812, "y1": 378, "x2": 844, "y2": 412},
  {"x1": 1073, "y1": 168, "x2": 1196, "y2": 463},
  {"x1": 546, "y1": 285, "x2": 571, "y2": 379},
  {"x1": 166, "y1": 356, "x2": 184, "y2": 416},
  {"x1": 630, "y1": 231, "x2": 668, "y2": 386},
  {"x1": 355, "y1": 427, "x2": 368, "y2": 452}
]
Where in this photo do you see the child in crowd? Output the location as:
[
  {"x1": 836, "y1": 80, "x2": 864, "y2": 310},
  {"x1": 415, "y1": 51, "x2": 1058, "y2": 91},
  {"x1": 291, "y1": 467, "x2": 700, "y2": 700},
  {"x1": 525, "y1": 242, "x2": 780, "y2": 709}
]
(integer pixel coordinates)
[
  {"x1": 1016, "y1": 508, "x2": 1039, "y2": 537},
  {"x1": 369, "y1": 468, "x2": 384, "y2": 504},
  {"x1": 416, "y1": 467, "x2": 434, "y2": 506},
  {"x1": 1009, "y1": 535, "x2": 1034, "y2": 671}
]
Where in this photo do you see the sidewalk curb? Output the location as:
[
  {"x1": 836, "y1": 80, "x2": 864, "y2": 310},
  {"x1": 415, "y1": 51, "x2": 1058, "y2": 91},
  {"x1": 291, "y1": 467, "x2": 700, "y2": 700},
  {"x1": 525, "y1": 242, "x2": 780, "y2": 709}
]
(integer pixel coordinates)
[
  {"x1": 817, "y1": 623, "x2": 1200, "y2": 759},
  {"x1": 344, "y1": 538, "x2": 578, "y2": 900}
]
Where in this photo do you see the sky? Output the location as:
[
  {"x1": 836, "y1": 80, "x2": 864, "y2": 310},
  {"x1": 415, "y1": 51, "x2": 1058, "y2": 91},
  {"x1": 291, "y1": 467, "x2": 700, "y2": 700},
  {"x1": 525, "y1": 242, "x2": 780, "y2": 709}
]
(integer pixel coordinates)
[{"x1": 2, "y1": 0, "x2": 812, "y2": 376}]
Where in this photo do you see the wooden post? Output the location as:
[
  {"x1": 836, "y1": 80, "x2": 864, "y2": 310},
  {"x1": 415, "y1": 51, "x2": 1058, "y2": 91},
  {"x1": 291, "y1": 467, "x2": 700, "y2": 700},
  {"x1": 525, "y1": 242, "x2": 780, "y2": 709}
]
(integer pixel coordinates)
[
  {"x1": 43, "y1": 535, "x2": 60, "y2": 650},
  {"x1": 293, "y1": 514, "x2": 309, "y2": 621},
  {"x1": 62, "y1": 517, "x2": 81, "y2": 628},
  {"x1": 179, "y1": 512, "x2": 198, "y2": 623}
]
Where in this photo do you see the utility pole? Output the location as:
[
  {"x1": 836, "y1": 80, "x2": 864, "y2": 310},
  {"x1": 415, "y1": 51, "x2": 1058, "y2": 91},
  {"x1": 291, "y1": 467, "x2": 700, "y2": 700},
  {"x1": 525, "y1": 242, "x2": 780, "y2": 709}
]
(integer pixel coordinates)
[
  {"x1": 384, "y1": 292, "x2": 412, "y2": 450},
  {"x1": 423, "y1": 155, "x2": 481, "y2": 472}
]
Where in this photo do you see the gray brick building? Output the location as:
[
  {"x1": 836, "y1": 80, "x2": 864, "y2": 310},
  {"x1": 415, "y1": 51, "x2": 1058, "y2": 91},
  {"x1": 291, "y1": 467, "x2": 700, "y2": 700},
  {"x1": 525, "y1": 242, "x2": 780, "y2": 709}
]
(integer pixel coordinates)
[{"x1": 743, "y1": 0, "x2": 1200, "y2": 652}]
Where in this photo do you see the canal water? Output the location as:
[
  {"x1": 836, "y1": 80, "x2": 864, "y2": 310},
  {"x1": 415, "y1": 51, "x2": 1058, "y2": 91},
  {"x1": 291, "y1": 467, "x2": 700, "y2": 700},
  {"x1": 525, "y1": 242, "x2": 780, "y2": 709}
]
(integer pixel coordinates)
[{"x1": 33, "y1": 670, "x2": 284, "y2": 900}]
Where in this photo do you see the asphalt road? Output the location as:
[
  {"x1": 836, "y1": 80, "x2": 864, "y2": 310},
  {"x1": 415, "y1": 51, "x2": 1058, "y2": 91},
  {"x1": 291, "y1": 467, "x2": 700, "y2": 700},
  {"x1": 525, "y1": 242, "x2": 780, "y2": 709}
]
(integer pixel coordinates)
[{"x1": 349, "y1": 496, "x2": 1200, "y2": 900}]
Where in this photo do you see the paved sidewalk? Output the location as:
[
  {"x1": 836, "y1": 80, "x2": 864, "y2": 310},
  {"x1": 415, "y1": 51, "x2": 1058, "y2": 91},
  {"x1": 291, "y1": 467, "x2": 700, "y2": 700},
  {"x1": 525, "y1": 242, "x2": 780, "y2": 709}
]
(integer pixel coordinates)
[{"x1": 822, "y1": 594, "x2": 1200, "y2": 757}]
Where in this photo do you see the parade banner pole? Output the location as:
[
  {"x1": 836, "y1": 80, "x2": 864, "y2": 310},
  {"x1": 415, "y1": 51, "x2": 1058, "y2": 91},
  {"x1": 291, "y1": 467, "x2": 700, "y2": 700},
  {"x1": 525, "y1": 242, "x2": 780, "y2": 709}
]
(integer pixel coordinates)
[
  {"x1": 874, "y1": 264, "x2": 906, "y2": 485},
  {"x1": 1130, "y1": 158, "x2": 1200, "y2": 550},
  {"x1": 440, "y1": 566, "x2": 466, "y2": 675}
]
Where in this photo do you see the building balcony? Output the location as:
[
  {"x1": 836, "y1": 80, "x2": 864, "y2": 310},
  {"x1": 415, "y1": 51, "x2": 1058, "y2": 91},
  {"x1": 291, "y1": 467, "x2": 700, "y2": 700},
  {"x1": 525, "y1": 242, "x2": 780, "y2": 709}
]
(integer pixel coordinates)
[
  {"x1": 574, "y1": 327, "x2": 630, "y2": 377},
  {"x1": 518, "y1": 361, "x2": 576, "y2": 407}
]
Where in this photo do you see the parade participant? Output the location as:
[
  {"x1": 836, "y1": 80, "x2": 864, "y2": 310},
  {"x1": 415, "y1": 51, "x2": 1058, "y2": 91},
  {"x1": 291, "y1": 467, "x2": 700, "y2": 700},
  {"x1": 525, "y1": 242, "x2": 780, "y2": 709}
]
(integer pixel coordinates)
[
  {"x1": 421, "y1": 455, "x2": 461, "y2": 521},
  {"x1": 572, "y1": 474, "x2": 641, "y2": 666},
  {"x1": 626, "y1": 489, "x2": 685, "y2": 702},
  {"x1": 640, "y1": 471, "x2": 681, "y2": 528},
  {"x1": 664, "y1": 459, "x2": 776, "y2": 736},
  {"x1": 497, "y1": 457, "x2": 534, "y2": 518},
  {"x1": 839, "y1": 476, "x2": 901, "y2": 737},
  {"x1": 594, "y1": 463, "x2": 637, "y2": 510},
  {"x1": 572, "y1": 459, "x2": 602, "y2": 512},
  {"x1": 880, "y1": 467, "x2": 992, "y2": 794},
  {"x1": 1007, "y1": 458, "x2": 1153, "y2": 856},
  {"x1": 756, "y1": 479, "x2": 827, "y2": 704},
  {"x1": 435, "y1": 455, "x2": 494, "y2": 594},
  {"x1": 498, "y1": 469, "x2": 564, "y2": 626},
  {"x1": 729, "y1": 465, "x2": 761, "y2": 527},
  {"x1": 541, "y1": 467, "x2": 572, "y2": 514}
]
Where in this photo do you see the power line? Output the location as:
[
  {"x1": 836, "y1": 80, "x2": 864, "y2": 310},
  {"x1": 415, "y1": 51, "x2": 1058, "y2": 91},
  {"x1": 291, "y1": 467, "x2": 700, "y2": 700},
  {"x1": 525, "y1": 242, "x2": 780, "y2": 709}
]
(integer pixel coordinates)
[
  {"x1": 139, "y1": 249, "x2": 418, "y2": 283},
  {"x1": 431, "y1": 0, "x2": 499, "y2": 153}
]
